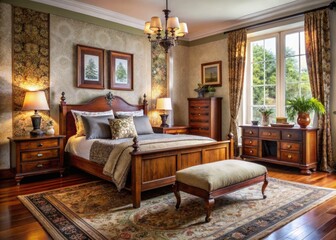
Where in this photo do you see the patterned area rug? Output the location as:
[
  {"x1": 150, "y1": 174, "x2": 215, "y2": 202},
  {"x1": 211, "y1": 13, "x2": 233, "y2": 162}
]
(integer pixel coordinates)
[{"x1": 18, "y1": 178, "x2": 336, "y2": 240}]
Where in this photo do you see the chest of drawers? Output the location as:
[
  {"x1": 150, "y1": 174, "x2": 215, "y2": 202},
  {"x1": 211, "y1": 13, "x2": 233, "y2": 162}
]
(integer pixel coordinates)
[
  {"x1": 8, "y1": 135, "x2": 65, "y2": 185},
  {"x1": 188, "y1": 97, "x2": 222, "y2": 141},
  {"x1": 240, "y1": 126, "x2": 318, "y2": 174}
]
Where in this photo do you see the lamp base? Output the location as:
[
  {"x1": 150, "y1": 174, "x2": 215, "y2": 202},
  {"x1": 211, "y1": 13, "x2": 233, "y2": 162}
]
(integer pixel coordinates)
[
  {"x1": 160, "y1": 114, "x2": 169, "y2": 127},
  {"x1": 30, "y1": 112, "x2": 44, "y2": 136}
]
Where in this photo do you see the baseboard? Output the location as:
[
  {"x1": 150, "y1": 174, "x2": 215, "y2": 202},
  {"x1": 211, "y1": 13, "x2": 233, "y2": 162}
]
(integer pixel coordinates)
[{"x1": 0, "y1": 169, "x2": 14, "y2": 179}]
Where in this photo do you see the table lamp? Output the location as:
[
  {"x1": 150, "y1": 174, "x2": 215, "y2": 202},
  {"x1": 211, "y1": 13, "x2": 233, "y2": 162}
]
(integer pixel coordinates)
[
  {"x1": 22, "y1": 91, "x2": 50, "y2": 136},
  {"x1": 156, "y1": 98, "x2": 172, "y2": 127}
]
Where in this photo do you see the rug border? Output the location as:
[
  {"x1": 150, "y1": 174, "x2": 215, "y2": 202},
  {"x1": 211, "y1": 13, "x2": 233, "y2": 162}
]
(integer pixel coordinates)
[{"x1": 17, "y1": 178, "x2": 336, "y2": 240}]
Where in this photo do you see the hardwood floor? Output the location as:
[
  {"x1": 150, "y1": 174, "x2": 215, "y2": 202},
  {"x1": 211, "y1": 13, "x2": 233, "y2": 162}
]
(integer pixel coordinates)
[{"x1": 0, "y1": 165, "x2": 335, "y2": 240}]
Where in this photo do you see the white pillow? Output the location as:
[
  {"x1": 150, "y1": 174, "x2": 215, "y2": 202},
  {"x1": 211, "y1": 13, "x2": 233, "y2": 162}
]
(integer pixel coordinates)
[
  {"x1": 115, "y1": 109, "x2": 144, "y2": 117},
  {"x1": 71, "y1": 110, "x2": 114, "y2": 136}
]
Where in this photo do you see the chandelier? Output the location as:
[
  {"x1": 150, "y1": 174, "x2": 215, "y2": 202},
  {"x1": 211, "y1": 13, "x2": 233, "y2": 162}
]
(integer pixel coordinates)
[{"x1": 144, "y1": 0, "x2": 188, "y2": 53}]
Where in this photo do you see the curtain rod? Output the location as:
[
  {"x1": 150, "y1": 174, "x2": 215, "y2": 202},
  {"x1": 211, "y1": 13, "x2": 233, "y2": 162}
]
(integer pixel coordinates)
[{"x1": 223, "y1": 0, "x2": 336, "y2": 35}]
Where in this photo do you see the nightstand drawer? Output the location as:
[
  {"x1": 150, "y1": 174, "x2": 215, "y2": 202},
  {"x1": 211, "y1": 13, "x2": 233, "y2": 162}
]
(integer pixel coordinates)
[
  {"x1": 243, "y1": 138, "x2": 258, "y2": 147},
  {"x1": 21, "y1": 149, "x2": 59, "y2": 161},
  {"x1": 280, "y1": 142, "x2": 301, "y2": 151},
  {"x1": 20, "y1": 139, "x2": 59, "y2": 150},
  {"x1": 243, "y1": 147, "x2": 258, "y2": 157},
  {"x1": 242, "y1": 127, "x2": 259, "y2": 137},
  {"x1": 282, "y1": 130, "x2": 302, "y2": 141},
  {"x1": 164, "y1": 129, "x2": 188, "y2": 134},
  {"x1": 259, "y1": 129, "x2": 280, "y2": 140},
  {"x1": 21, "y1": 160, "x2": 59, "y2": 173}
]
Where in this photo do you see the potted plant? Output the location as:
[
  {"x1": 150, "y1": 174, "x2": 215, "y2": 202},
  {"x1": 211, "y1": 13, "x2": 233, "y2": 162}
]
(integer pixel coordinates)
[
  {"x1": 207, "y1": 86, "x2": 216, "y2": 97},
  {"x1": 286, "y1": 96, "x2": 325, "y2": 128},
  {"x1": 258, "y1": 106, "x2": 274, "y2": 126},
  {"x1": 194, "y1": 83, "x2": 207, "y2": 98}
]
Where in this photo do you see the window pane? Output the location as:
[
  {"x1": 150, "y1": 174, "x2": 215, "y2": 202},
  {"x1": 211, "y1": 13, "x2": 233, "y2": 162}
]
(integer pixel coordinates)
[
  {"x1": 252, "y1": 86, "x2": 264, "y2": 105},
  {"x1": 265, "y1": 86, "x2": 276, "y2": 105},
  {"x1": 265, "y1": 38, "x2": 276, "y2": 61},
  {"x1": 252, "y1": 107, "x2": 261, "y2": 121},
  {"x1": 301, "y1": 83, "x2": 312, "y2": 98},
  {"x1": 286, "y1": 33, "x2": 299, "y2": 56},
  {"x1": 265, "y1": 61, "x2": 276, "y2": 84},
  {"x1": 300, "y1": 31, "x2": 305, "y2": 54},
  {"x1": 252, "y1": 40, "x2": 264, "y2": 62},
  {"x1": 285, "y1": 56, "x2": 300, "y2": 83},
  {"x1": 252, "y1": 62, "x2": 264, "y2": 85},
  {"x1": 286, "y1": 83, "x2": 299, "y2": 99},
  {"x1": 300, "y1": 56, "x2": 309, "y2": 82}
]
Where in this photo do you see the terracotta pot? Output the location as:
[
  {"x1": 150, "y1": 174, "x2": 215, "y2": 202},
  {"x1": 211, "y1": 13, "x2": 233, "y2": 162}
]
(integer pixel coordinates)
[{"x1": 297, "y1": 112, "x2": 310, "y2": 128}]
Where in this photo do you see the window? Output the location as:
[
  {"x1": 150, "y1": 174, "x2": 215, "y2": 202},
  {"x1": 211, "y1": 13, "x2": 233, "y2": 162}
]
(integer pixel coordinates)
[{"x1": 243, "y1": 27, "x2": 311, "y2": 124}]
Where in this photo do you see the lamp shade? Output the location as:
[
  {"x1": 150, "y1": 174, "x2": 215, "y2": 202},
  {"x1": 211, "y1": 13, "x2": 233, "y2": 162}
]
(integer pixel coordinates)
[
  {"x1": 150, "y1": 16, "x2": 162, "y2": 31},
  {"x1": 167, "y1": 17, "x2": 180, "y2": 30},
  {"x1": 156, "y1": 98, "x2": 172, "y2": 110},
  {"x1": 144, "y1": 21, "x2": 154, "y2": 34},
  {"x1": 22, "y1": 91, "x2": 49, "y2": 111}
]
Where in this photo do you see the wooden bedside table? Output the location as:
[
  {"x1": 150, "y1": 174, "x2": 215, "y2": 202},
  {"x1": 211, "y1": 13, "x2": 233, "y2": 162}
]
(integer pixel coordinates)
[
  {"x1": 8, "y1": 135, "x2": 66, "y2": 185},
  {"x1": 152, "y1": 126, "x2": 189, "y2": 134}
]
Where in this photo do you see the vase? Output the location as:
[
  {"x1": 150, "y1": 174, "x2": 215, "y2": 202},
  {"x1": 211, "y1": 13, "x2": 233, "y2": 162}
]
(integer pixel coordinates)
[
  {"x1": 46, "y1": 126, "x2": 55, "y2": 135},
  {"x1": 297, "y1": 112, "x2": 310, "y2": 128},
  {"x1": 261, "y1": 114, "x2": 270, "y2": 126}
]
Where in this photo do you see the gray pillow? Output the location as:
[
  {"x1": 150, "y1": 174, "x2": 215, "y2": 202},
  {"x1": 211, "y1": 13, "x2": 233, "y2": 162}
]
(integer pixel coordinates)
[
  {"x1": 133, "y1": 116, "x2": 154, "y2": 135},
  {"x1": 81, "y1": 115, "x2": 114, "y2": 139}
]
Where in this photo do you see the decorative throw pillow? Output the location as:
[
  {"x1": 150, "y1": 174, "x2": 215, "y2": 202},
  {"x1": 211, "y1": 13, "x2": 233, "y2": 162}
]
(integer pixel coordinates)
[
  {"x1": 133, "y1": 116, "x2": 154, "y2": 135},
  {"x1": 81, "y1": 115, "x2": 113, "y2": 140},
  {"x1": 71, "y1": 110, "x2": 114, "y2": 136},
  {"x1": 109, "y1": 117, "x2": 138, "y2": 140},
  {"x1": 115, "y1": 109, "x2": 144, "y2": 118}
]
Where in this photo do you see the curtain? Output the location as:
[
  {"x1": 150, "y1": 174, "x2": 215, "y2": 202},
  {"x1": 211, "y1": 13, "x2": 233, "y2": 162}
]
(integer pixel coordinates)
[
  {"x1": 228, "y1": 29, "x2": 247, "y2": 156},
  {"x1": 304, "y1": 9, "x2": 334, "y2": 171}
]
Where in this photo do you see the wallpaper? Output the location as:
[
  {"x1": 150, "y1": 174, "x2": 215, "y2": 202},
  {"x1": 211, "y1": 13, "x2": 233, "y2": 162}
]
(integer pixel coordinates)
[
  {"x1": 0, "y1": 3, "x2": 12, "y2": 169},
  {"x1": 12, "y1": 7, "x2": 50, "y2": 136}
]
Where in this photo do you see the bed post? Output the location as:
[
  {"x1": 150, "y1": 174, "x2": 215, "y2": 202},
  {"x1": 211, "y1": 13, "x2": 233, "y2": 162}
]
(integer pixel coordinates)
[
  {"x1": 228, "y1": 133, "x2": 234, "y2": 159},
  {"x1": 132, "y1": 136, "x2": 141, "y2": 208},
  {"x1": 143, "y1": 94, "x2": 148, "y2": 115},
  {"x1": 59, "y1": 92, "x2": 67, "y2": 136}
]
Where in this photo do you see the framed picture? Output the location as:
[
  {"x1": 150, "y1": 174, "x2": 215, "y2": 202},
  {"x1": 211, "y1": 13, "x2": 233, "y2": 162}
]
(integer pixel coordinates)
[
  {"x1": 109, "y1": 51, "x2": 133, "y2": 91},
  {"x1": 77, "y1": 45, "x2": 104, "y2": 89},
  {"x1": 201, "y1": 61, "x2": 222, "y2": 86}
]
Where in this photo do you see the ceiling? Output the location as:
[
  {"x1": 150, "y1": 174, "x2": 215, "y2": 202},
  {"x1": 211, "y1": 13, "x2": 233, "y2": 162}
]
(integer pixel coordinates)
[{"x1": 33, "y1": 0, "x2": 330, "y2": 40}]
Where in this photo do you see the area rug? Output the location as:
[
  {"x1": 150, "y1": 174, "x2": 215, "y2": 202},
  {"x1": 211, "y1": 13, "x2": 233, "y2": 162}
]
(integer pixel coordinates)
[{"x1": 18, "y1": 178, "x2": 336, "y2": 240}]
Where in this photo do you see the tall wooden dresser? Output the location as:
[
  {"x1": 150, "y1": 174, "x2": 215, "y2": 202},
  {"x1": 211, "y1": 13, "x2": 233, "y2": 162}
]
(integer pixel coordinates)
[{"x1": 188, "y1": 97, "x2": 222, "y2": 141}]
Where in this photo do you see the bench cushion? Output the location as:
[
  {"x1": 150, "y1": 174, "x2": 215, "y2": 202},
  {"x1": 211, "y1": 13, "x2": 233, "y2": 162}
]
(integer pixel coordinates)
[{"x1": 176, "y1": 160, "x2": 267, "y2": 192}]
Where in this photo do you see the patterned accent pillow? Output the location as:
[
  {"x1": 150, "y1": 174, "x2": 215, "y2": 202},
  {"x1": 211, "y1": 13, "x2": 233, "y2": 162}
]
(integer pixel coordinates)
[
  {"x1": 115, "y1": 109, "x2": 144, "y2": 118},
  {"x1": 109, "y1": 117, "x2": 138, "y2": 140},
  {"x1": 71, "y1": 110, "x2": 114, "y2": 136}
]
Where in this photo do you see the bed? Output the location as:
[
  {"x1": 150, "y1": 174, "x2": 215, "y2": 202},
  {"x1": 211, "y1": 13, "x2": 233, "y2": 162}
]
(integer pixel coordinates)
[{"x1": 59, "y1": 92, "x2": 234, "y2": 208}]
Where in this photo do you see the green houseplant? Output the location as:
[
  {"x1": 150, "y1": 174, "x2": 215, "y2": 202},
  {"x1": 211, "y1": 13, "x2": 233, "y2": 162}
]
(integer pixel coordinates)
[
  {"x1": 207, "y1": 85, "x2": 216, "y2": 97},
  {"x1": 286, "y1": 97, "x2": 325, "y2": 128},
  {"x1": 258, "y1": 106, "x2": 274, "y2": 126}
]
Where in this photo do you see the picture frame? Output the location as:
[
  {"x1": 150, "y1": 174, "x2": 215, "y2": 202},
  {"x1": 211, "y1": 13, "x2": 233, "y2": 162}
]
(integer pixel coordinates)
[
  {"x1": 109, "y1": 51, "x2": 133, "y2": 91},
  {"x1": 201, "y1": 61, "x2": 222, "y2": 86},
  {"x1": 77, "y1": 44, "x2": 104, "y2": 89}
]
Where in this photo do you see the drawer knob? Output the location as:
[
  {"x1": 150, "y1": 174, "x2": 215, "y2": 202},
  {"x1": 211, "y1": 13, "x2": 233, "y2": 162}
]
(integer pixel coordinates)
[
  {"x1": 287, "y1": 145, "x2": 291, "y2": 149},
  {"x1": 37, "y1": 153, "x2": 43, "y2": 157},
  {"x1": 36, "y1": 163, "x2": 43, "y2": 168},
  {"x1": 198, "y1": 113, "x2": 201, "y2": 116},
  {"x1": 287, "y1": 134, "x2": 291, "y2": 138},
  {"x1": 288, "y1": 154, "x2": 292, "y2": 159},
  {"x1": 268, "y1": 132, "x2": 271, "y2": 136},
  {"x1": 249, "y1": 131, "x2": 253, "y2": 135},
  {"x1": 249, "y1": 150, "x2": 253, "y2": 154},
  {"x1": 249, "y1": 140, "x2": 252, "y2": 144},
  {"x1": 38, "y1": 143, "x2": 43, "y2": 147}
]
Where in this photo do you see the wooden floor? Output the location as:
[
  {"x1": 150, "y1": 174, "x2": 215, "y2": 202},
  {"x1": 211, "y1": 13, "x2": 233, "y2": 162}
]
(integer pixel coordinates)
[{"x1": 0, "y1": 165, "x2": 336, "y2": 240}]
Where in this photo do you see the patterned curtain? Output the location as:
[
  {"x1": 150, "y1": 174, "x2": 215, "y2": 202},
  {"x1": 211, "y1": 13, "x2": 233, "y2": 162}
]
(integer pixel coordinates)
[
  {"x1": 228, "y1": 29, "x2": 247, "y2": 155},
  {"x1": 304, "y1": 9, "x2": 334, "y2": 171}
]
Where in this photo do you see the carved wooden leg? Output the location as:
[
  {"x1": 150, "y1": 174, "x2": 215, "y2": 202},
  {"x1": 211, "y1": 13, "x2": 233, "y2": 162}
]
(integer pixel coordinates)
[
  {"x1": 300, "y1": 168, "x2": 312, "y2": 175},
  {"x1": 173, "y1": 184, "x2": 181, "y2": 209},
  {"x1": 261, "y1": 174, "x2": 268, "y2": 199},
  {"x1": 60, "y1": 169, "x2": 64, "y2": 178},
  {"x1": 205, "y1": 198, "x2": 215, "y2": 222},
  {"x1": 15, "y1": 176, "x2": 23, "y2": 186}
]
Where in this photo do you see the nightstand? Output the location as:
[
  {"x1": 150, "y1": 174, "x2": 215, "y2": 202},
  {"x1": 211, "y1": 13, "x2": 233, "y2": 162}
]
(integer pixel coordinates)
[
  {"x1": 8, "y1": 135, "x2": 66, "y2": 185},
  {"x1": 152, "y1": 126, "x2": 189, "y2": 134}
]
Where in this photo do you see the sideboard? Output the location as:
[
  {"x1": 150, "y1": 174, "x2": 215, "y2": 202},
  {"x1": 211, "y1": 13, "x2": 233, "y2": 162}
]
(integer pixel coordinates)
[{"x1": 240, "y1": 125, "x2": 318, "y2": 174}]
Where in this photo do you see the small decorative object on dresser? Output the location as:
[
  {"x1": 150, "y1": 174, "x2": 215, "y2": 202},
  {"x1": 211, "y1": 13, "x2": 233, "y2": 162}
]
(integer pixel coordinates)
[
  {"x1": 156, "y1": 97, "x2": 172, "y2": 127},
  {"x1": 188, "y1": 97, "x2": 222, "y2": 141},
  {"x1": 152, "y1": 126, "x2": 189, "y2": 134},
  {"x1": 45, "y1": 120, "x2": 55, "y2": 135},
  {"x1": 8, "y1": 135, "x2": 66, "y2": 185},
  {"x1": 258, "y1": 106, "x2": 274, "y2": 126}
]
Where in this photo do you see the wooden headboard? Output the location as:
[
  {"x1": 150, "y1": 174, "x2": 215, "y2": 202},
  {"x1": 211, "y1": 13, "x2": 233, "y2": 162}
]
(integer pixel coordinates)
[{"x1": 59, "y1": 92, "x2": 148, "y2": 141}]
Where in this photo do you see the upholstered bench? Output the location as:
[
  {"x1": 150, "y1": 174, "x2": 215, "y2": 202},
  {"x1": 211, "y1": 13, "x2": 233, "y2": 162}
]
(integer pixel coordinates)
[{"x1": 173, "y1": 160, "x2": 268, "y2": 222}]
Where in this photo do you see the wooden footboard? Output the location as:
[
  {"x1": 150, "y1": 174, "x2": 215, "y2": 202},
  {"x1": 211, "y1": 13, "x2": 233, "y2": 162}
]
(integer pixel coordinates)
[{"x1": 130, "y1": 136, "x2": 234, "y2": 208}]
